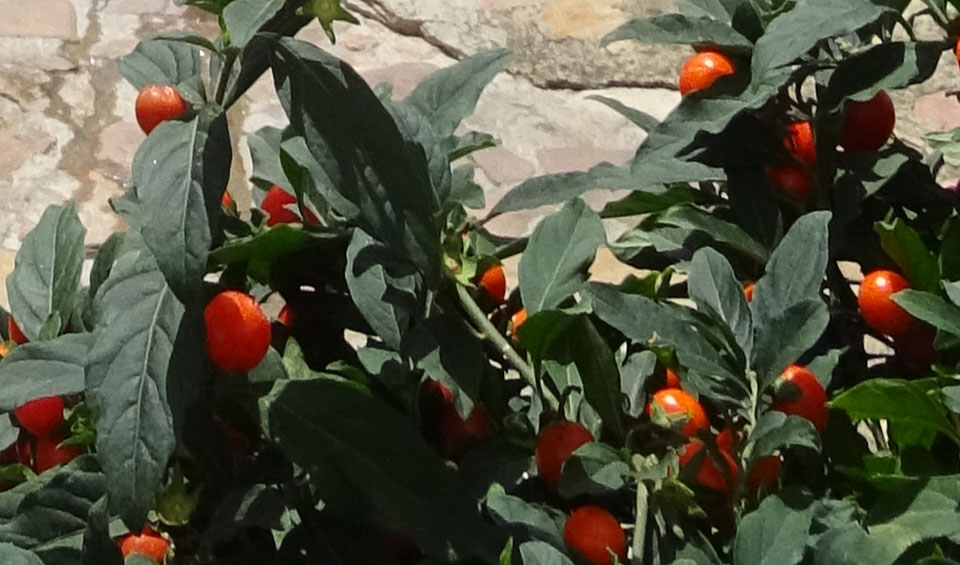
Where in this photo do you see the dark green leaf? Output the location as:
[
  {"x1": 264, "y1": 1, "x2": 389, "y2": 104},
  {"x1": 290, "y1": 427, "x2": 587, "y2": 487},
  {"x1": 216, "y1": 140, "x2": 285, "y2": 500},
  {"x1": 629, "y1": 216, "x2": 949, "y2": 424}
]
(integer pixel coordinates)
[
  {"x1": 489, "y1": 162, "x2": 635, "y2": 217},
  {"x1": 89, "y1": 232, "x2": 126, "y2": 304},
  {"x1": 733, "y1": 494, "x2": 813, "y2": 565},
  {"x1": 518, "y1": 541, "x2": 575, "y2": 565},
  {"x1": 516, "y1": 310, "x2": 579, "y2": 361},
  {"x1": 405, "y1": 49, "x2": 511, "y2": 139},
  {"x1": 82, "y1": 498, "x2": 123, "y2": 565},
  {"x1": 118, "y1": 38, "x2": 203, "y2": 93},
  {"x1": 0, "y1": 544, "x2": 43, "y2": 565},
  {"x1": 86, "y1": 239, "x2": 183, "y2": 527},
  {"x1": 263, "y1": 378, "x2": 505, "y2": 562},
  {"x1": 750, "y1": 298, "x2": 829, "y2": 390},
  {"x1": 600, "y1": 185, "x2": 704, "y2": 218},
  {"x1": 6, "y1": 203, "x2": 86, "y2": 341},
  {"x1": 247, "y1": 126, "x2": 290, "y2": 191},
  {"x1": 519, "y1": 199, "x2": 605, "y2": 315},
  {"x1": 445, "y1": 131, "x2": 498, "y2": 162},
  {"x1": 689, "y1": 247, "x2": 753, "y2": 356},
  {"x1": 829, "y1": 379, "x2": 958, "y2": 443},
  {"x1": 602, "y1": 14, "x2": 752, "y2": 50},
  {"x1": 749, "y1": 412, "x2": 821, "y2": 461},
  {"x1": 451, "y1": 165, "x2": 486, "y2": 210},
  {"x1": 874, "y1": 218, "x2": 939, "y2": 292},
  {"x1": 222, "y1": 0, "x2": 285, "y2": 49},
  {"x1": 0, "y1": 333, "x2": 91, "y2": 411},
  {"x1": 345, "y1": 229, "x2": 418, "y2": 350},
  {"x1": 557, "y1": 443, "x2": 630, "y2": 498},
  {"x1": 210, "y1": 224, "x2": 341, "y2": 284},
  {"x1": 485, "y1": 491, "x2": 565, "y2": 547},
  {"x1": 151, "y1": 31, "x2": 219, "y2": 52},
  {"x1": 806, "y1": 348, "x2": 846, "y2": 388},
  {"x1": 132, "y1": 109, "x2": 231, "y2": 301},
  {"x1": 620, "y1": 350, "x2": 656, "y2": 418},
  {"x1": 587, "y1": 95, "x2": 661, "y2": 132},
  {"x1": 658, "y1": 205, "x2": 769, "y2": 263},
  {"x1": 892, "y1": 290, "x2": 960, "y2": 336},
  {"x1": 866, "y1": 476, "x2": 960, "y2": 558},
  {"x1": 564, "y1": 317, "x2": 626, "y2": 439},
  {"x1": 206, "y1": 484, "x2": 286, "y2": 544}
]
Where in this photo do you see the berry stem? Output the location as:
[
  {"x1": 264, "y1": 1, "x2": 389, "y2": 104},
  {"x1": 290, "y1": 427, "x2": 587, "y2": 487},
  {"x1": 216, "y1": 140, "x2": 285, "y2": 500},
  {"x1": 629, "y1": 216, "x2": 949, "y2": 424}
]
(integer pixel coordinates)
[{"x1": 455, "y1": 284, "x2": 557, "y2": 411}]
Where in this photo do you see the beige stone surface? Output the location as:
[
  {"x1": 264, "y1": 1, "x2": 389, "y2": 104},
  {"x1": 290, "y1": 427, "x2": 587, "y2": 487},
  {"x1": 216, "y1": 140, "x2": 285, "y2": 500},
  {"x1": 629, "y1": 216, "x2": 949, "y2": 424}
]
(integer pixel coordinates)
[{"x1": 0, "y1": 0, "x2": 78, "y2": 39}]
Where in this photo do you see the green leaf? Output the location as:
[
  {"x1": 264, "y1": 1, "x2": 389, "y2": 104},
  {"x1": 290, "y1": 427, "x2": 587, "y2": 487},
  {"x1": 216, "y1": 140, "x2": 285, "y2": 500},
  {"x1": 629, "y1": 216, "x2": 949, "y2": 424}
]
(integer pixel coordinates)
[
  {"x1": 210, "y1": 224, "x2": 341, "y2": 284},
  {"x1": 345, "y1": 229, "x2": 419, "y2": 350},
  {"x1": 516, "y1": 310, "x2": 579, "y2": 361},
  {"x1": 658, "y1": 205, "x2": 769, "y2": 263},
  {"x1": 874, "y1": 218, "x2": 939, "y2": 292},
  {"x1": 689, "y1": 247, "x2": 753, "y2": 357},
  {"x1": 519, "y1": 200, "x2": 605, "y2": 315},
  {"x1": 0, "y1": 333, "x2": 91, "y2": 411},
  {"x1": 829, "y1": 379, "x2": 959, "y2": 443},
  {"x1": 866, "y1": 476, "x2": 960, "y2": 560},
  {"x1": 557, "y1": 443, "x2": 630, "y2": 498},
  {"x1": 563, "y1": 316, "x2": 626, "y2": 440},
  {"x1": 0, "y1": 456, "x2": 108, "y2": 562},
  {"x1": 82, "y1": 498, "x2": 123, "y2": 565},
  {"x1": 620, "y1": 350, "x2": 656, "y2": 418},
  {"x1": 262, "y1": 378, "x2": 506, "y2": 562},
  {"x1": 602, "y1": 14, "x2": 752, "y2": 50},
  {"x1": 587, "y1": 95, "x2": 661, "y2": 132},
  {"x1": 733, "y1": 494, "x2": 813, "y2": 565},
  {"x1": 405, "y1": 49, "x2": 511, "y2": 139},
  {"x1": 403, "y1": 313, "x2": 484, "y2": 418},
  {"x1": 222, "y1": 0, "x2": 284, "y2": 49},
  {"x1": 247, "y1": 126, "x2": 290, "y2": 191},
  {"x1": 298, "y1": 0, "x2": 359, "y2": 43},
  {"x1": 751, "y1": 298, "x2": 830, "y2": 390},
  {"x1": 6, "y1": 203, "x2": 86, "y2": 341},
  {"x1": 118, "y1": 38, "x2": 203, "y2": 98},
  {"x1": 446, "y1": 131, "x2": 498, "y2": 162},
  {"x1": 205, "y1": 484, "x2": 287, "y2": 544},
  {"x1": 749, "y1": 412, "x2": 821, "y2": 461},
  {"x1": 518, "y1": 541, "x2": 576, "y2": 565},
  {"x1": 132, "y1": 108, "x2": 231, "y2": 301},
  {"x1": 86, "y1": 239, "x2": 183, "y2": 527},
  {"x1": 489, "y1": 162, "x2": 636, "y2": 217},
  {"x1": 891, "y1": 290, "x2": 960, "y2": 336},
  {"x1": 750, "y1": 0, "x2": 889, "y2": 80},
  {"x1": 485, "y1": 491, "x2": 565, "y2": 547},
  {"x1": 600, "y1": 185, "x2": 704, "y2": 218},
  {"x1": 0, "y1": 544, "x2": 43, "y2": 565},
  {"x1": 272, "y1": 38, "x2": 442, "y2": 282},
  {"x1": 806, "y1": 348, "x2": 846, "y2": 389}
]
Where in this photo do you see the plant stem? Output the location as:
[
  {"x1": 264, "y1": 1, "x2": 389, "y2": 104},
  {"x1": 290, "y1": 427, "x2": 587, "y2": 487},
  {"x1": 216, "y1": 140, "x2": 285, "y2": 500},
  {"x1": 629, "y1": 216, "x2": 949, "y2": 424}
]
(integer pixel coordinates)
[
  {"x1": 631, "y1": 483, "x2": 649, "y2": 565},
  {"x1": 215, "y1": 50, "x2": 238, "y2": 105},
  {"x1": 455, "y1": 284, "x2": 557, "y2": 411}
]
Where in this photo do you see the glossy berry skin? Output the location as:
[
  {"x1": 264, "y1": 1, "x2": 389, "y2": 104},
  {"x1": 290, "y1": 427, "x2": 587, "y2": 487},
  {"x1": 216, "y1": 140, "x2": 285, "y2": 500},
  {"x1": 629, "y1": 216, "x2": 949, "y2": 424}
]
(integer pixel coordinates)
[
  {"x1": 477, "y1": 265, "x2": 507, "y2": 304},
  {"x1": 678, "y1": 51, "x2": 735, "y2": 96},
  {"x1": 120, "y1": 529, "x2": 169, "y2": 562},
  {"x1": 679, "y1": 441, "x2": 739, "y2": 492},
  {"x1": 664, "y1": 368, "x2": 681, "y2": 389},
  {"x1": 767, "y1": 165, "x2": 813, "y2": 198},
  {"x1": 840, "y1": 90, "x2": 896, "y2": 152},
  {"x1": 748, "y1": 456, "x2": 782, "y2": 492},
  {"x1": 773, "y1": 365, "x2": 828, "y2": 432},
  {"x1": 510, "y1": 308, "x2": 528, "y2": 337},
  {"x1": 647, "y1": 388, "x2": 709, "y2": 437},
  {"x1": 14, "y1": 397, "x2": 64, "y2": 438},
  {"x1": 743, "y1": 282, "x2": 755, "y2": 303},
  {"x1": 535, "y1": 421, "x2": 593, "y2": 488},
  {"x1": 278, "y1": 305, "x2": 295, "y2": 328},
  {"x1": 204, "y1": 291, "x2": 271, "y2": 372},
  {"x1": 7, "y1": 316, "x2": 27, "y2": 345},
  {"x1": 135, "y1": 84, "x2": 188, "y2": 135},
  {"x1": 564, "y1": 506, "x2": 626, "y2": 565},
  {"x1": 784, "y1": 121, "x2": 816, "y2": 166},
  {"x1": 858, "y1": 270, "x2": 913, "y2": 336},
  {"x1": 261, "y1": 186, "x2": 319, "y2": 227},
  {"x1": 34, "y1": 433, "x2": 83, "y2": 473}
]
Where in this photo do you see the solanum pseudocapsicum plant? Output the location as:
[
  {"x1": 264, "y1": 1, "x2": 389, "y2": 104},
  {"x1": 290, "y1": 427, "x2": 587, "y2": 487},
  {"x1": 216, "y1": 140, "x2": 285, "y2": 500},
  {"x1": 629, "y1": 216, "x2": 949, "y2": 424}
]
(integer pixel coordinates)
[{"x1": 3, "y1": 0, "x2": 960, "y2": 563}]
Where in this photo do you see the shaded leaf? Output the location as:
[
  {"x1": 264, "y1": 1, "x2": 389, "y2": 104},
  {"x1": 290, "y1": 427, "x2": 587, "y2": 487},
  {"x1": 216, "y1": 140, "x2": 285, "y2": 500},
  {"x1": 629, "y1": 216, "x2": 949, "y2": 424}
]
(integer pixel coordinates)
[
  {"x1": 0, "y1": 333, "x2": 91, "y2": 411},
  {"x1": 733, "y1": 494, "x2": 813, "y2": 565},
  {"x1": 689, "y1": 247, "x2": 753, "y2": 356},
  {"x1": 874, "y1": 218, "x2": 939, "y2": 292},
  {"x1": 830, "y1": 379, "x2": 958, "y2": 443},
  {"x1": 892, "y1": 290, "x2": 960, "y2": 336},
  {"x1": 222, "y1": 0, "x2": 285, "y2": 49}
]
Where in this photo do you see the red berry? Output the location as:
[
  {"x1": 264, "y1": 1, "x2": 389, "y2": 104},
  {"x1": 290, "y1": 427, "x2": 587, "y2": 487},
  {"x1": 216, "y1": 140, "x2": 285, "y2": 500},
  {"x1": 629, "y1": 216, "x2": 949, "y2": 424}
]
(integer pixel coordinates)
[
  {"x1": 437, "y1": 403, "x2": 491, "y2": 459},
  {"x1": 221, "y1": 191, "x2": 234, "y2": 209},
  {"x1": 784, "y1": 121, "x2": 816, "y2": 166},
  {"x1": 664, "y1": 368, "x2": 681, "y2": 389},
  {"x1": 858, "y1": 269, "x2": 913, "y2": 337},
  {"x1": 510, "y1": 308, "x2": 528, "y2": 338},
  {"x1": 564, "y1": 506, "x2": 626, "y2": 565},
  {"x1": 535, "y1": 421, "x2": 593, "y2": 488},
  {"x1": 743, "y1": 282, "x2": 755, "y2": 303},
  {"x1": 7, "y1": 316, "x2": 27, "y2": 345},
  {"x1": 678, "y1": 440, "x2": 739, "y2": 492},
  {"x1": 34, "y1": 433, "x2": 82, "y2": 473},
  {"x1": 840, "y1": 90, "x2": 896, "y2": 152},
  {"x1": 477, "y1": 265, "x2": 507, "y2": 304},
  {"x1": 261, "y1": 186, "x2": 319, "y2": 227},
  {"x1": 204, "y1": 291, "x2": 271, "y2": 372},
  {"x1": 120, "y1": 529, "x2": 169, "y2": 562},
  {"x1": 14, "y1": 397, "x2": 64, "y2": 437},
  {"x1": 678, "y1": 51, "x2": 735, "y2": 96},
  {"x1": 767, "y1": 164, "x2": 813, "y2": 199},
  {"x1": 772, "y1": 365, "x2": 828, "y2": 432},
  {"x1": 647, "y1": 388, "x2": 709, "y2": 437},
  {"x1": 135, "y1": 84, "x2": 188, "y2": 135},
  {"x1": 278, "y1": 304, "x2": 295, "y2": 328},
  {"x1": 716, "y1": 428, "x2": 736, "y2": 452},
  {"x1": 747, "y1": 456, "x2": 781, "y2": 492}
]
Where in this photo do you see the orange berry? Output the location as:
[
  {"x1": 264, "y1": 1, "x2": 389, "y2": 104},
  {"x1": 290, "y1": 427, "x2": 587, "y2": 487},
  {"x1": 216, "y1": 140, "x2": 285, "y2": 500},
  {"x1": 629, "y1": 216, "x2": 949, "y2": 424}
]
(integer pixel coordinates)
[
  {"x1": 840, "y1": 90, "x2": 896, "y2": 152},
  {"x1": 784, "y1": 121, "x2": 816, "y2": 166},
  {"x1": 858, "y1": 269, "x2": 913, "y2": 336},
  {"x1": 120, "y1": 529, "x2": 169, "y2": 562},
  {"x1": 510, "y1": 308, "x2": 528, "y2": 337},
  {"x1": 956, "y1": 37, "x2": 960, "y2": 70},
  {"x1": 772, "y1": 365, "x2": 828, "y2": 432},
  {"x1": 477, "y1": 265, "x2": 506, "y2": 304},
  {"x1": 535, "y1": 421, "x2": 593, "y2": 488},
  {"x1": 204, "y1": 291, "x2": 271, "y2": 372},
  {"x1": 564, "y1": 506, "x2": 626, "y2": 565},
  {"x1": 664, "y1": 368, "x2": 681, "y2": 388},
  {"x1": 743, "y1": 282, "x2": 755, "y2": 303},
  {"x1": 767, "y1": 164, "x2": 813, "y2": 198},
  {"x1": 679, "y1": 440, "x2": 739, "y2": 492},
  {"x1": 647, "y1": 388, "x2": 709, "y2": 437},
  {"x1": 135, "y1": 84, "x2": 188, "y2": 135},
  {"x1": 7, "y1": 316, "x2": 27, "y2": 344},
  {"x1": 678, "y1": 51, "x2": 735, "y2": 96}
]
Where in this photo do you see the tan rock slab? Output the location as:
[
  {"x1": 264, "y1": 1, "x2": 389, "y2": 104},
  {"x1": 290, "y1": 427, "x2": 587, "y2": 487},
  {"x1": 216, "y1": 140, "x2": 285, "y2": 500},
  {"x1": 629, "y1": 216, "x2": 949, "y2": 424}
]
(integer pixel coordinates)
[
  {"x1": 360, "y1": 62, "x2": 440, "y2": 99},
  {"x1": 471, "y1": 146, "x2": 536, "y2": 186},
  {"x1": 0, "y1": 127, "x2": 56, "y2": 182},
  {"x1": 96, "y1": 121, "x2": 145, "y2": 168},
  {"x1": 536, "y1": 146, "x2": 634, "y2": 174},
  {"x1": 541, "y1": 0, "x2": 628, "y2": 40},
  {"x1": 0, "y1": 0, "x2": 77, "y2": 38}
]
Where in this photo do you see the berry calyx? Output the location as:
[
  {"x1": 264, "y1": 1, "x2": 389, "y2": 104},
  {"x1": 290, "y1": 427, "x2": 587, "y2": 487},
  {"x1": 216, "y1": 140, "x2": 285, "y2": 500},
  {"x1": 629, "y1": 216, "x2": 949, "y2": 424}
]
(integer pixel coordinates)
[
  {"x1": 678, "y1": 51, "x2": 735, "y2": 96},
  {"x1": 34, "y1": 433, "x2": 83, "y2": 473},
  {"x1": 261, "y1": 186, "x2": 319, "y2": 227},
  {"x1": 535, "y1": 420, "x2": 594, "y2": 488},
  {"x1": 767, "y1": 164, "x2": 813, "y2": 199},
  {"x1": 477, "y1": 264, "x2": 507, "y2": 304},
  {"x1": 14, "y1": 396, "x2": 64, "y2": 438},
  {"x1": 564, "y1": 506, "x2": 626, "y2": 565},
  {"x1": 747, "y1": 455, "x2": 782, "y2": 492},
  {"x1": 772, "y1": 364, "x2": 828, "y2": 432},
  {"x1": 784, "y1": 120, "x2": 816, "y2": 166},
  {"x1": 678, "y1": 440, "x2": 738, "y2": 492},
  {"x1": 647, "y1": 388, "x2": 709, "y2": 437},
  {"x1": 120, "y1": 528, "x2": 170, "y2": 562},
  {"x1": 204, "y1": 291, "x2": 271, "y2": 372},
  {"x1": 858, "y1": 269, "x2": 913, "y2": 337},
  {"x1": 135, "y1": 84, "x2": 188, "y2": 135},
  {"x1": 840, "y1": 90, "x2": 896, "y2": 152},
  {"x1": 7, "y1": 316, "x2": 27, "y2": 345}
]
